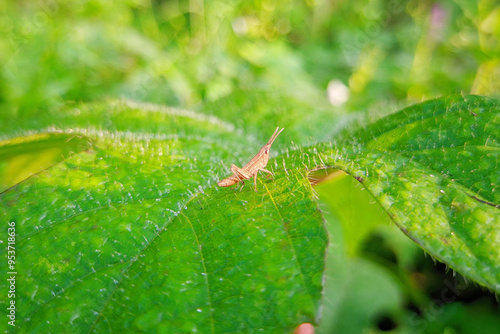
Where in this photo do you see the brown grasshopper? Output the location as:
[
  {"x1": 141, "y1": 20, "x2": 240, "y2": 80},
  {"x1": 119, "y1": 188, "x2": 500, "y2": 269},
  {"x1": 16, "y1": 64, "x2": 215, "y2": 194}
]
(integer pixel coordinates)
[{"x1": 218, "y1": 127, "x2": 284, "y2": 192}]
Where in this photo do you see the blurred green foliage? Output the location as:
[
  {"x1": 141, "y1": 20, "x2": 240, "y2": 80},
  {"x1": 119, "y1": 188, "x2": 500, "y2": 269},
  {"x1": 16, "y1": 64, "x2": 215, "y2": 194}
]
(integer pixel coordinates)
[{"x1": 1, "y1": 0, "x2": 498, "y2": 119}]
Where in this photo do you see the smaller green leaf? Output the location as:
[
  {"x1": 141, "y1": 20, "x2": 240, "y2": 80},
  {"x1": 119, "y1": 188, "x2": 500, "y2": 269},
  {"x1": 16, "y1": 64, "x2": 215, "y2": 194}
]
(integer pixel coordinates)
[{"x1": 0, "y1": 133, "x2": 92, "y2": 192}]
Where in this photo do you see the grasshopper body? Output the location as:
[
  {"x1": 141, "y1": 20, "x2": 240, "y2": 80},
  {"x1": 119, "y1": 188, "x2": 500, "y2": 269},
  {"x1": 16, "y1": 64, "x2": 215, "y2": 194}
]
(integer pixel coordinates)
[{"x1": 218, "y1": 127, "x2": 284, "y2": 192}]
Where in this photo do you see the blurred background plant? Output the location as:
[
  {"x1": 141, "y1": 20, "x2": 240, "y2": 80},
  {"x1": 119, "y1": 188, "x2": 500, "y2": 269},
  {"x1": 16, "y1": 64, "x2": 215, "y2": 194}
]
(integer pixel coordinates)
[
  {"x1": 1, "y1": 0, "x2": 499, "y2": 333},
  {"x1": 1, "y1": 0, "x2": 498, "y2": 119}
]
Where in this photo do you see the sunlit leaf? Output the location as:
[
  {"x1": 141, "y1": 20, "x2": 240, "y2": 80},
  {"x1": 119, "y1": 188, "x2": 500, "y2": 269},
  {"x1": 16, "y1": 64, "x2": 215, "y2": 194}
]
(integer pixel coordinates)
[{"x1": 0, "y1": 98, "x2": 327, "y2": 333}]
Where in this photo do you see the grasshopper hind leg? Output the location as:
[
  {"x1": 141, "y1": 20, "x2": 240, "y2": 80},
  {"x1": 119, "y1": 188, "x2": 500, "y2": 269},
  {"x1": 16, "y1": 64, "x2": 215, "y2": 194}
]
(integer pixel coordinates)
[
  {"x1": 231, "y1": 164, "x2": 252, "y2": 180},
  {"x1": 230, "y1": 164, "x2": 252, "y2": 192}
]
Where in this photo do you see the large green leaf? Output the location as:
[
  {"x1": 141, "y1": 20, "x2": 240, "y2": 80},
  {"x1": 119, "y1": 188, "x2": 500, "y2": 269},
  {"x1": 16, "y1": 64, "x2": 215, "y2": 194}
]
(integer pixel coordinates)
[
  {"x1": 0, "y1": 97, "x2": 328, "y2": 333},
  {"x1": 0, "y1": 93, "x2": 498, "y2": 333}
]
